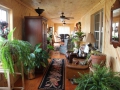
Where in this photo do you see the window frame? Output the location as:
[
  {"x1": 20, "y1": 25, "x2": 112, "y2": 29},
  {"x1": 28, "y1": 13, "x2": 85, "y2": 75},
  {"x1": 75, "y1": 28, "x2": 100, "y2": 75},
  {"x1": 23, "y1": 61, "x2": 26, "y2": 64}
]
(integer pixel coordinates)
[
  {"x1": 93, "y1": 9, "x2": 103, "y2": 52},
  {"x1": 0, "y1": 5, "x2": 11, "y2": 40}
]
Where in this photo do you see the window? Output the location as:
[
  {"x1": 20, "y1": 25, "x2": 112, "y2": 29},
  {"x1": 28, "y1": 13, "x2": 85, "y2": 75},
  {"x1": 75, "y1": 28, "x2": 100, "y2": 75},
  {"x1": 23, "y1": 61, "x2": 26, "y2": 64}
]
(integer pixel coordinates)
[
  {"x1": 93, "y1": 10, "x2": 103, "y2": 52},
  {"x1": 0, "y1": 6, "x2": 9, "y2": 39},
  {"x1": 0, "y1": 6, "x2": 8, "y2": 22},
  {"x1": 58, "y1": 26, "x2": 70, "y2": 35}
]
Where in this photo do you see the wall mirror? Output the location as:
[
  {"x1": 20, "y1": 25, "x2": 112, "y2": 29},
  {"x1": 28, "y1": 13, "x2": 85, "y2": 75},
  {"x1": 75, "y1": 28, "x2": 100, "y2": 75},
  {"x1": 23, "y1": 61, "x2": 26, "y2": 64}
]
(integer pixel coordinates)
[{"x1": 110, "y1": 0, "x2": 120, "y2": 48}]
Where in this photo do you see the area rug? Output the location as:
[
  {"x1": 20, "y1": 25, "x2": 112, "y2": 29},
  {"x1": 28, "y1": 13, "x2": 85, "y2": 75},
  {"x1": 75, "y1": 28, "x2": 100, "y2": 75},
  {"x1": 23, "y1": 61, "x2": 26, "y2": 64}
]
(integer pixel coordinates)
[{"x1": 38, "y1": 58, "x2": 65, "y2": 90}]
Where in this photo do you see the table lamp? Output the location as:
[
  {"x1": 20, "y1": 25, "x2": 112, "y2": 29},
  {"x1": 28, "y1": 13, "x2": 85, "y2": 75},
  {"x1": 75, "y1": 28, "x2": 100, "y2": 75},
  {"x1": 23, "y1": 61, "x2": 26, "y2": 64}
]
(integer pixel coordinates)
[{"x1": 84, "y1": 32, "x2": 96, "y2": 51}]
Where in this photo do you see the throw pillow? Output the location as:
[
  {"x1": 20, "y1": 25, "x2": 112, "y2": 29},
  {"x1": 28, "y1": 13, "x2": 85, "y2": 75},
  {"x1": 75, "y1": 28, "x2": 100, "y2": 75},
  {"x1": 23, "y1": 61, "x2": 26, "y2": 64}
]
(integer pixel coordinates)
[{"x1": 73, "y1": 48, "x2": 78, "y2": 53}]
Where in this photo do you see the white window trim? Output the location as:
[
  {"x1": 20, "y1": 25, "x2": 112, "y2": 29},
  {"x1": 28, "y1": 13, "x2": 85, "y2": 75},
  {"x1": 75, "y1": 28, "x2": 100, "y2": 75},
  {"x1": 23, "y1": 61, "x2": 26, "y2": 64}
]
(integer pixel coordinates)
[
  {"x1": 91, "y1": 9, "x2": 104, "y2": 52},
  {"x1": 0, "y1": 5, "x2": 13, "y2": 39}
]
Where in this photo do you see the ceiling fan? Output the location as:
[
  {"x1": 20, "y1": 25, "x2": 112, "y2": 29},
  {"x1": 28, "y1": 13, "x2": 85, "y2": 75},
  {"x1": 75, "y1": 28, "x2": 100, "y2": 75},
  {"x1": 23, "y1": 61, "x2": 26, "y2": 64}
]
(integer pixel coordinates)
[
  {"x1": 60, "y1": 12, "x2": 74, "y2": 21},
  {"x1": 51, "y1": 12, "x2": 74, "y2": 22}
]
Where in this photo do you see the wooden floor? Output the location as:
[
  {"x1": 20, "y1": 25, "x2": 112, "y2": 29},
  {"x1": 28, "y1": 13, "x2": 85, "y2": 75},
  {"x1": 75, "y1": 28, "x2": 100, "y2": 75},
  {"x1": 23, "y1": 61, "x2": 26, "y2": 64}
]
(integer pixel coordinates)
[{"x1": 14, "y1": 50, "x2": 77, "y2": 90}]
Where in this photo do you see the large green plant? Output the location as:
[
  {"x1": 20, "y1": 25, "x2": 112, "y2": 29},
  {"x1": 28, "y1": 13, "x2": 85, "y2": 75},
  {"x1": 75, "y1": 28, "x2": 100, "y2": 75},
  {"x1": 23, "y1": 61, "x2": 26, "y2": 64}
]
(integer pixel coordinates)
[
  {"x1": 0, "y1": 28, "x2": 33, "y2": 78},
  {"x1": 0, "y1": 28, "x2": 49, "y2": 78},
  {"x1": 33, "y1": 44, "x2": 49, "y2": 68},
  {"x1": 74, "y1": 65, "x2": 120, "y2": 90}
]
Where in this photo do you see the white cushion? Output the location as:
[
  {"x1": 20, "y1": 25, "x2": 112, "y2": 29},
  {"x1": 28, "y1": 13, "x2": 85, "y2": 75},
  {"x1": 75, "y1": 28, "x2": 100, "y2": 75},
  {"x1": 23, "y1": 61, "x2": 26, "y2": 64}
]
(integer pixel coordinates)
[{"x1": 73, "y1": 48, "x2": 78, "y2": 53}]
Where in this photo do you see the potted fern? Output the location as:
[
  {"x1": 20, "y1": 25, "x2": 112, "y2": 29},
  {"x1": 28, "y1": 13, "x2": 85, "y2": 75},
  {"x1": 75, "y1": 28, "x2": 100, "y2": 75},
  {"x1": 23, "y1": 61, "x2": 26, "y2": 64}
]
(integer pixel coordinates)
[
  {"x1": 0, "y1": 28, "x2": 33, "y2": 78},
  {"x1": 74, "y1": 65, "x2": 120, "y2": 90}
]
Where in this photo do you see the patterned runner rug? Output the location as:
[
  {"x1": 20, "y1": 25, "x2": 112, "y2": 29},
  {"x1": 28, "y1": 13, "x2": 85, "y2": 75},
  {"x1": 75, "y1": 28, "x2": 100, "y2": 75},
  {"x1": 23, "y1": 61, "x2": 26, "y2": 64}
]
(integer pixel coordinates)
[{"x1": 38, "y1": 58, "x2": 65, "y2": 90}]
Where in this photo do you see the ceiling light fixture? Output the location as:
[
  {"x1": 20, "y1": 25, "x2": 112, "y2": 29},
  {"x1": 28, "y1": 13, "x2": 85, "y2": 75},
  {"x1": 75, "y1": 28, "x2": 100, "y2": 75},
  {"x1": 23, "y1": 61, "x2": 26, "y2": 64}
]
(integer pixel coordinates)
[{"x1": 63, "y1": 21, "x2": 66, "y2": 26}]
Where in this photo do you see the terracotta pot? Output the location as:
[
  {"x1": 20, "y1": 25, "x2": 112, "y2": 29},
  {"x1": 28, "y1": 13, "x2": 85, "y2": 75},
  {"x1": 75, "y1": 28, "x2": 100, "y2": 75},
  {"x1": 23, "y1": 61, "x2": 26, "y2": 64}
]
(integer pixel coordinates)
[{"x1": 91, "y1": 55, "x2": 106, "y2": 65}]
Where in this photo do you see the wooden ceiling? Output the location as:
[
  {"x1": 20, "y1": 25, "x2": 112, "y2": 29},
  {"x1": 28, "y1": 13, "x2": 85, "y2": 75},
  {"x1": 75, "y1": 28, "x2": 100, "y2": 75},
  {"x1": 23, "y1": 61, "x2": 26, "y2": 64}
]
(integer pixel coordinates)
[{"x1": 20, "y1": 0, "x2": 101, "y2": 24}]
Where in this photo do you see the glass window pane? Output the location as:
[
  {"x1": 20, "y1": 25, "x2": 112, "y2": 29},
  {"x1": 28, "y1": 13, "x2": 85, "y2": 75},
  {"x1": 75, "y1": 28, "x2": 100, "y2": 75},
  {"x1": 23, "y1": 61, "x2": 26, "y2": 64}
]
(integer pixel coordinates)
[
  {"x1": 0, "y1": 9, "x2": 7, "y2": 21},
  {"x1": 94, "y1": 10, "x2": 103, "y2": 51},
  {"x1": 58, "y1": 26, "x2": 70, "y2": 34},
  {"x1": 95, "y1": 23, "x2": 99, "y2": 31},
  {"x1": 2, "y1": 10, "x2": 7, "y2": 21},
  {"x1": 0, "y1": 7, "x2": 9, "y2": 40},
  {"x1": 94, "y1": 32, "x2": 99, "y2": 40},
  {"x1": 95, "y1": 14, "x2": 100, "y2": 22},
  {"x1": 95, "y1": 41, "x2": 99, "y2": 49}
]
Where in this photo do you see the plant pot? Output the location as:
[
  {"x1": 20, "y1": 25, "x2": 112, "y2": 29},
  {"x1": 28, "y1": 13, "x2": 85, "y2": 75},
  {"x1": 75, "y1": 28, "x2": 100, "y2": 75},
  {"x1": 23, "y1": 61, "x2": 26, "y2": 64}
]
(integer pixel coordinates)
[
  {"x1": 26, "y1": 69, "x2": 35, "y2": 80},
  {"x1": 35, "y1": 66, "x2": 44, "y2": 74},
  {"x1": 91, "y1": 55, "x2": 106, "y2": 66}
]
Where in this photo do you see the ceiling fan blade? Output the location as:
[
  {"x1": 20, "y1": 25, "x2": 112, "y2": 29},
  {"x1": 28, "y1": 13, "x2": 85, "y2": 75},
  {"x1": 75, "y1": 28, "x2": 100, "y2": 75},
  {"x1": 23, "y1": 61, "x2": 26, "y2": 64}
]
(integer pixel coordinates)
[
  {"x1": 60, "y1": 16, "x2": 65, "y2": 19},
  {"x1": 65, "y1": 17, "x2": 74, "y2": 19},
  {"x1": 64, "y1": 17, "x2": 70, "y2": 20}
]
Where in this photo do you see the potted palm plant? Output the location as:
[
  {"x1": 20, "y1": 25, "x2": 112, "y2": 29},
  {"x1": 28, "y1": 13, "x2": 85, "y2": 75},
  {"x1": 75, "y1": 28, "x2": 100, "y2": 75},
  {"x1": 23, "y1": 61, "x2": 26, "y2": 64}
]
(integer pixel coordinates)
[
  {"x1": 72, "y1": 32, "x2": 85, "y2": 48},
  {"x1": 74, "y1": 65, "x2": 120, "y2": 90}
]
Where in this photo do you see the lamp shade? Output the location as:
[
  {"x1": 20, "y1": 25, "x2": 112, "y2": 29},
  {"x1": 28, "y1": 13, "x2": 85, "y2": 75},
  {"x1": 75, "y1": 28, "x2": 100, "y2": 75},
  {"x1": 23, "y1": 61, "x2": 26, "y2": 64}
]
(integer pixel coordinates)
[{"x1": 85, "y1": 33, "x2": 95, "y2": 43}]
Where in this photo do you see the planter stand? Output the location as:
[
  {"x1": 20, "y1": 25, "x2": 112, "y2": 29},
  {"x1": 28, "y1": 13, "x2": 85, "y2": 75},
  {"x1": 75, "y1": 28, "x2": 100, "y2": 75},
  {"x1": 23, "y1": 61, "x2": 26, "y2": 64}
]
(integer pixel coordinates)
[
  {"x1": 0, "y1": 66, "x2": 10, "y2": 90},
  {"x1": 0, "y1": 63, "x2": 24, "y2": 90}
]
